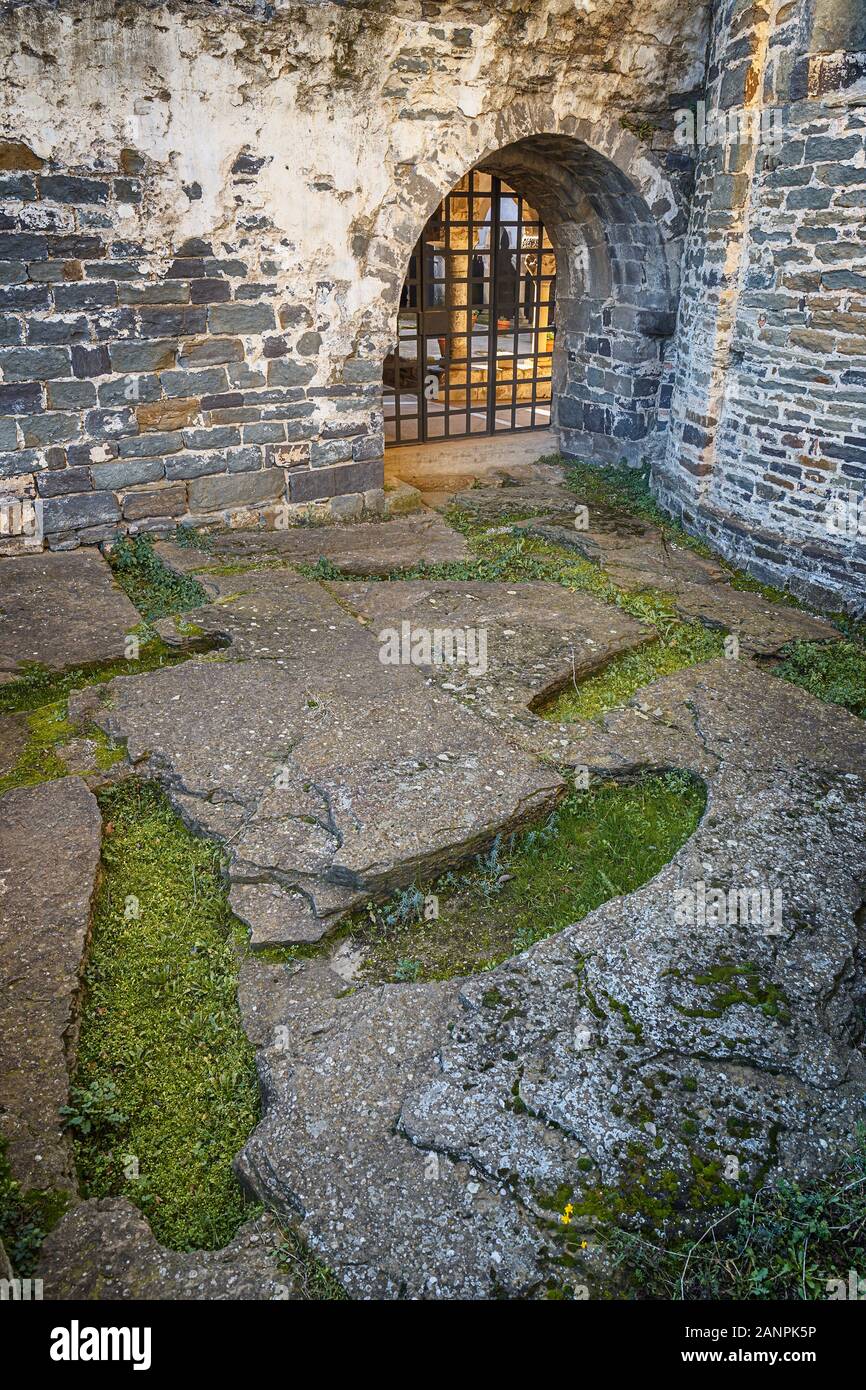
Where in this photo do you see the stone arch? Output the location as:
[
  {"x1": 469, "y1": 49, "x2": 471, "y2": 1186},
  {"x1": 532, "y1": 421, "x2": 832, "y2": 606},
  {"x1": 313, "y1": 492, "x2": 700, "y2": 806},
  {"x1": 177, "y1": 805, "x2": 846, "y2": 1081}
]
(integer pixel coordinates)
[{"x1": 377, "y1": 124, "x2": 682, "y2": 466}]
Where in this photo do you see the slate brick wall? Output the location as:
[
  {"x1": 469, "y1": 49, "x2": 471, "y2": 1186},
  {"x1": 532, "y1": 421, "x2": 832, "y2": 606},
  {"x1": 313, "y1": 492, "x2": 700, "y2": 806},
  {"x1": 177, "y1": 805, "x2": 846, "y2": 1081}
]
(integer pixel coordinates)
[
  {"x1": 0, "y1": 143, "x2": 384, "y2": 550},
  {"x1": 657, "y1": 0, "x2": 866, "y2": 613}
]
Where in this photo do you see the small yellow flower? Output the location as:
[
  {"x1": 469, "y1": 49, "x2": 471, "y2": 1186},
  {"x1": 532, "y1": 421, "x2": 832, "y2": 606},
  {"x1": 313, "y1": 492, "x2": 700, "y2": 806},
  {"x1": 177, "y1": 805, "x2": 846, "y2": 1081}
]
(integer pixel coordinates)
[{"x1": 561, "y1": 1202, "x2": 574, "y2": 1226}]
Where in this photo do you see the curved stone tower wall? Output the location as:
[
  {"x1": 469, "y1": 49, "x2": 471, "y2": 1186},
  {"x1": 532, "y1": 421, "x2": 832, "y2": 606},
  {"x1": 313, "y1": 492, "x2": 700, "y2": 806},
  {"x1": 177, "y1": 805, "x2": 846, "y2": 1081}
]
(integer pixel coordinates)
[{"x1": 656, "y1": 0, "x2": 866, "y2": 613}]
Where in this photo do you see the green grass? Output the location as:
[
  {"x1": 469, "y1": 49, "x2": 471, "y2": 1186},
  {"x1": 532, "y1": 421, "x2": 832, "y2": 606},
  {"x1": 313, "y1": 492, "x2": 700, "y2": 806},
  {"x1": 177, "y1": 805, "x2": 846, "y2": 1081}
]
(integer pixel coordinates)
[
  {"x1": 544, "y1": 621, "x2": 725, "y2": 723},
  {"x1": 0, "y1": 641, "x2": 206, "y2": 797},
  {"x1": 553, "y1": 457, "x2": 682, "y2": 532},
  {"x1": 296, "y1": 556, "x2": 345, "y2": 581},
  {"x1": 355, "y1": 772, "x2": 706, "y2": 984},
  {"x1": 606, "y1": 1131, "x2": 866, "y2": 1300},
  {"x1": 0, "y1": 1139, "x2": 71, "y2": 1278},
  {"x1": 174, "y1": 524, "x2": 214, "y2": 554},
  {"x1": 774, "y1": 639, "x2": 866, "y2": 718},
  {"x1": 269, "y1": 1231, "x2": 348, "y2": 1301},
  {"x1": 70, "y1": 779, "x2": 260, "y2": 1251},
  {"x1": 109, "y1": 533, "x2": 209, "y2": 620},
  {"x1": 0, "y1": 639, "x2": 198, "y2": 717}
]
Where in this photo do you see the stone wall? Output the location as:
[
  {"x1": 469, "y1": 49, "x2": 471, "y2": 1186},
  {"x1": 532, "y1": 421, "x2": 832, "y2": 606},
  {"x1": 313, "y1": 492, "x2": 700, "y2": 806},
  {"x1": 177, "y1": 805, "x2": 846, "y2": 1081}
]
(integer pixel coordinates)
[
  {"x1": 0, "y1": 0, "x2": 706, "y2": 550},
  {"x1": 657, "y1": 0, "x2": 866, "y2": 614}
]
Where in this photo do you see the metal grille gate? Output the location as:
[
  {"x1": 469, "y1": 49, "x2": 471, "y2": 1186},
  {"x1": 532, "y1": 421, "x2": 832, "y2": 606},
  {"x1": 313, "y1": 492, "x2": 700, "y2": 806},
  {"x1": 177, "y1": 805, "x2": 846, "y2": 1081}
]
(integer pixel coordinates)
[{"x1": 384, "y1": 171, "x2": 556, "y2": 446}]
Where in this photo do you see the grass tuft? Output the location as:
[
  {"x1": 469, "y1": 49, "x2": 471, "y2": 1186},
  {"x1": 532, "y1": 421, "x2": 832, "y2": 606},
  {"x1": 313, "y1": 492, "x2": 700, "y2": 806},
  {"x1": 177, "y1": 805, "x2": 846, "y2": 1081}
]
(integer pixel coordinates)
[
  {"x1": 774, "y1": 639, "x2": 866, "y2": 718},
  {"x1": 109, "y1": 533, "x2": 209, "y2": 620},
  {"x1": 70, "y1": 779, "x2": 260, "y2": 1251},
  {"x1": 544, "y1": 622, "x2": 724, "y2": 723},
  {"x1": 356, "y1": 772, "x2": 706, "y2": 983}
]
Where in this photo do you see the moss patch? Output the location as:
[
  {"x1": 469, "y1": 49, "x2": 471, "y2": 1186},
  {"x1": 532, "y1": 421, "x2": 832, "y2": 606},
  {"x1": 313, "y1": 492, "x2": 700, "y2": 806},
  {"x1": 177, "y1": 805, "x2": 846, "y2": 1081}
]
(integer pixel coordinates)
[
  {"x1": 0, "y1": 641, "x2": 211, "y2": 797},
  {"x1": 0, "y1": 701, "x2": 72, "y2": 796},
  {"x1": 70, "y1": 779, "x2": 260, "y2": 1250},
  {"x1": 354, "y1": 772, "x2": 706, "y2": 984},
  {"x1": 555, "y1": 457, "x2": 712, "y2": 551},
  {"x1": 668, "y1": 959, "x2": 791, "y2": 1023},
  {"x1": 0, "y1": 636, "x2": 226, "y2": 800},
  {"x1": 606, "y1": 1132, "x2": 866, "y2": 1300},
  {"x1": 0, "y1": 1139, "x2": 71, "y2": 1277},
  {"x1": 0, "y1": 639, "x2": 200, "y2": 717}
]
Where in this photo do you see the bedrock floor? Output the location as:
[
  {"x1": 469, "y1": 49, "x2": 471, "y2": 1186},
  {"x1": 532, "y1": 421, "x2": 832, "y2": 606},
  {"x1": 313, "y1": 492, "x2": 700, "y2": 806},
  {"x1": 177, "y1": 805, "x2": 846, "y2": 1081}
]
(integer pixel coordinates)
[{"x1": 2, "y1": 457, "x2": 865, "y2": 1300}]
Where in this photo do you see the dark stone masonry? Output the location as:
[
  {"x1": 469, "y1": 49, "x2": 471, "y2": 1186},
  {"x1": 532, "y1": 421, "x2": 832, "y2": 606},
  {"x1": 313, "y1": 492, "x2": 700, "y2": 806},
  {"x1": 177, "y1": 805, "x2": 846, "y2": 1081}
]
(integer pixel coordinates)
[{"x1": 0, "y1": 0, "x2": 862, "y2": 611}]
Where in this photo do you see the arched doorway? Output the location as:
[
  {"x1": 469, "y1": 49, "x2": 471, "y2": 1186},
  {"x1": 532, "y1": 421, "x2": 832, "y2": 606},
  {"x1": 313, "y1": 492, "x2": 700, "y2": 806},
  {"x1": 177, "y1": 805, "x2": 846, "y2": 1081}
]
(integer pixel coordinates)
[
  {"x1": 384, "y1": 170, "x2": 556, "y2": 445},
  {"x1": 382, "y1": 134, "x2": 679, "y2": 470}
]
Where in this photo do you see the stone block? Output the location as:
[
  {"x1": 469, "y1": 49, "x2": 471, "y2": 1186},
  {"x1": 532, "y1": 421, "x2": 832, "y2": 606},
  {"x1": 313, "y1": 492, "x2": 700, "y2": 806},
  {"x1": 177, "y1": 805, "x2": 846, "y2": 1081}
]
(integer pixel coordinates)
[
  {"x1": 164, "y1": 451, "x2": 228, "y2": 481},
  {"x1": 0, "y1": 381, "x2": 42, "y2": 414},
  {"x1": 137, "y1": 398, "x2": 201, "y2": 432},
  {"x1": 137, "y1": 306, "x2": 207, "y2": 339},
  {"x1": 40, "y1": 175, "x2": 109, "y2": 203},
  {"x1": 287, "y1": 457, "x2": 382, "y2": 503},
  {"x1": 330, "y1": 491, "x2": 364, "y2": 521},
  {"x1": 178, "y1": 337, "x2": 244, "y2": 367},
  {"x1": 122, "y1": 483, "x2": 187, "y2": 521},
  {"x1": 42, "y1": 490, "x2": 121, "y2": 534},
  {"x1": 266, "y1": 358, "x2": 316, "y2": 388},
  {"x1": 207, "y1": 303, "x2": 275, "y2": 335},
  {"x1": 188, "y1": 467, "x2": 284, "y2": 513},
  {"x1": 36, "y1": 466, "x2": 92, "y2": 497},
  {"x1": 182, "y1": 426, "x2": 240, "y2": 450},
  {"x1": 21, "y1": 412, "x2": 78, "y2": 447},
  {"x1": 117, "y1": 432, "x2": 183, "y2": 459},
  {"x1": 110, "y1": 340, "x2": 177, "y2": 374},
  {"x1": 0, "y1": 346, "x2": 70, "y2": 381},
  {"x1": 48, "y1": 379, "x2": 97, "y2": 409},
  {"x1": 90, "y1": 457, "x2": 164, "y2": 491}
]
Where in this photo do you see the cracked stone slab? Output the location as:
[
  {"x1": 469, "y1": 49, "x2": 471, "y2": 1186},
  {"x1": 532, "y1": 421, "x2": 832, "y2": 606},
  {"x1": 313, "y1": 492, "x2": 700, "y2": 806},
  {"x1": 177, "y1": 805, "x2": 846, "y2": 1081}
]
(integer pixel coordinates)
[
  {"x1": 74, "y1": 582, "x2": 563, "y2": 945},
  {"x1": 0, "y1": 777, "x2": 102, "y2": 1192},
  {"x1": 511, "y1": 655, "x2": 864, "y2": 781},
  {"x1": 151, "y1": 566, "x2": 360, "y2": 663},
  {"x1": 450, "y1": 478, "x2": 580, "y2": 524},
  {"x1": 451, "y1": 480, "x2": 838, "y2": 654},
  {"x1": 161, "y1": 511, "x2": 472, "y2": 578},
  {"x1": 331, "y1": 579, "x2": 651, "y2": 716},
  {"x1": 235, "y1": 664, "x2": 866, "y2": 1298},
  {"x1": 38, "y1": 1199, "x2": 297, "y2": 1300},
  {"x1": 0, "y1": 550, "x2": 141, "y2": 681},
  {"x1": 511, "y1": 508, "x2": 839, "y2": 655},
  {"x1": 236, "y1": 957, "x2": 545, "y2": 1299}
]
